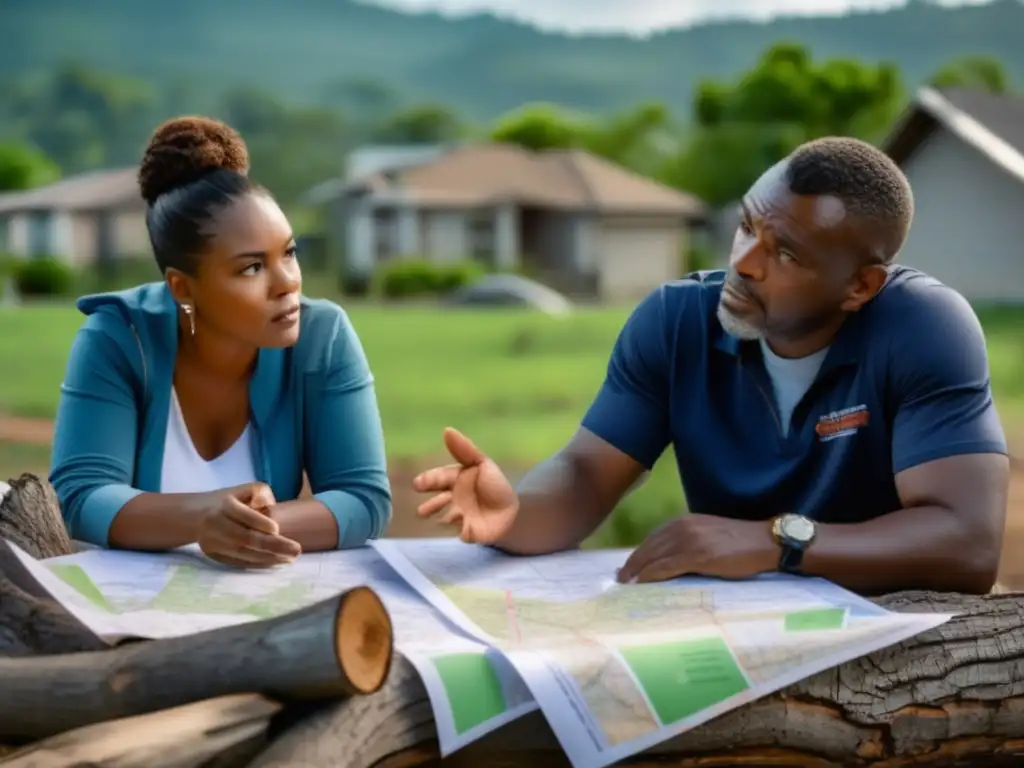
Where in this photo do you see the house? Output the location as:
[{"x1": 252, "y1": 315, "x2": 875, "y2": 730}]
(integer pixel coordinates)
[
  {"x1": 0, "y1": 168, "x2": 149, "y2": 266},
  {"x1": 322, "y1": 143, "x2": 708, "y2": 301},
  {"x1": 882, "y1": 86, "x2": 1024, "y2": 302}
]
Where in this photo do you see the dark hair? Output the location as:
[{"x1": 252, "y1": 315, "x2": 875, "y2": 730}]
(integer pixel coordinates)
[
  {"x1": 138, "y1": 116, "x2": 262, "y2": 274},
  {"x1": 785, "y1": 136, "x2": 914, "y2": 264}
]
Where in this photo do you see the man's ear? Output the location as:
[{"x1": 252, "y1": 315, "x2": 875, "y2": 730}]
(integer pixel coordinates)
[
  {"x1": 164, "y1": 268, "x2": 193, "y2": 306},
  {"x1": 840, "y1": 264, "x2": 887, "y2": 313}
]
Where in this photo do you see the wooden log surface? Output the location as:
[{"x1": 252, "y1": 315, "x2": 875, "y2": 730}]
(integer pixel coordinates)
[
  {"x1": 0, "y1": 474, "x2": 74, "y2": 561},
  {"x1": 2, "y1": 694, "x2": 281, "y2": 768},
  {"x1": 4, "y1": 471, "x2": 1024, "y2": 767}
]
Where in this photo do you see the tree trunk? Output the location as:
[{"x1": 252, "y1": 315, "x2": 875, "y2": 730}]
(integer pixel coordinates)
[
  {"x1": 251, "y1": 590, "x2": 1024, "y2": 768},
  {"x1": 0, "y1": 473, "x2": 74, "y2": 560},
  {"x1": 2, "y1": 694, "x2": 280, "y2": 768},
  {"x1": 0, "y1": 541, "x2": 395, "y2": 743}
]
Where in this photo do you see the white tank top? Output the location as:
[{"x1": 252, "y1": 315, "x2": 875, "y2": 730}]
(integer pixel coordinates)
[{"x1": 159, "y1": 389, "x2": 258, "y2": 494}]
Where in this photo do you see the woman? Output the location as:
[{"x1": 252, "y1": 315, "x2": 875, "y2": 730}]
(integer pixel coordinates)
[{"x1": 48, "y1": 116, "x2": 391, "y2": 568}]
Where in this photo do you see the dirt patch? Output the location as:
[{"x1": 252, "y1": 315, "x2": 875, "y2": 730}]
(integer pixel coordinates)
[{"x1": 0, "y1": 416, "x2": 52, "y2": 447}]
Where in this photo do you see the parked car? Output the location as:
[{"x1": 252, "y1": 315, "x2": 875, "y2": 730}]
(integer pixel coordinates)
[{"x1": 442, "y1": 274, "x2": 572, "y2": 315}]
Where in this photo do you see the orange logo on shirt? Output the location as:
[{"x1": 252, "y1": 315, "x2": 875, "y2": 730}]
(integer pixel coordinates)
[{"x1": 816, "y1": 405, "x2": 869, "y2": 442}]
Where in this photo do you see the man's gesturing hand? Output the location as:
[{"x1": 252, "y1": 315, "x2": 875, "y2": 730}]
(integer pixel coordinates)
[
  {"x1": 616, "y1": 514, "x2": 778, "y2": 583},
  {"x1": 413, "y1": 427, "x2": 519, "y2": 544},
  {"x1": 197, "y1": 482, "x2": 302, "y2": 569}
]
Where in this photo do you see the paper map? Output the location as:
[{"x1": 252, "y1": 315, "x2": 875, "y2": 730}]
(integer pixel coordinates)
[
  {"x1": 9, "y1": 543, "x2": 535, "y2": 755},
  {"x1": 371, "y1": 539, "x2": 952, "y2": 768},
  {"x1": 8, "y1": 538, "x2": 950, "y2": 768}
]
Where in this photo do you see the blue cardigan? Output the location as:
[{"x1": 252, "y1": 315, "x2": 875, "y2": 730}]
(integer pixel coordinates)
[{"x1": 48, "y1": 282, "x2": 392, "y2": 549}]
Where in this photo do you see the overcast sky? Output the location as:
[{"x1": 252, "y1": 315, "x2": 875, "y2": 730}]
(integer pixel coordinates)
[{"x1": 369, "y1": 0, "x2": 990, "y2": 34}]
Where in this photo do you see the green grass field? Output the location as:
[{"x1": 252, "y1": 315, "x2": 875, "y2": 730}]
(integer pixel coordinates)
[{"x1": 1, "y1": 300, "x2": 1022, "y2": 547}]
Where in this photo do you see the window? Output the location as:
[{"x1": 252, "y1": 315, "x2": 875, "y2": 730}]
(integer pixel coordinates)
[
  {"x1": 467, "y1": 211, "x2": 495, "y2": 263},
  {"x1": 27, "y1": 211, "x2": 54, "y2": 257}
]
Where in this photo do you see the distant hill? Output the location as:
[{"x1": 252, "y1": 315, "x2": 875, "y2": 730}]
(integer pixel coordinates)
[{"x1": 1, "y1": 0, "x2": 1023, "y2": 119}]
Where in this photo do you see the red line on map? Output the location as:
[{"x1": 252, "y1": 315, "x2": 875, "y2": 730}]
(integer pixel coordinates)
[{"x1": 505, "y1": 589, "x2": 522, "y2": 646}]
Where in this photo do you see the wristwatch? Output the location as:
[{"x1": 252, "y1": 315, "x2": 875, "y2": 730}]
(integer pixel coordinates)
[{"x1": 771, "y1": 513, "x2": 816, "y2": 574}]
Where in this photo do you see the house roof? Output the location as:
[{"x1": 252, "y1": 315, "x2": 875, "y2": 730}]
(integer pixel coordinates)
[
  {"x1": 883, "y1": 87, "x2": 1024, "y2": 184},
  {"x1": 0, "y1": 167, "x2": 142, "y2": 215},
  {"x1": 346, "y1": 143, "x2": 708, "y2": 219}
]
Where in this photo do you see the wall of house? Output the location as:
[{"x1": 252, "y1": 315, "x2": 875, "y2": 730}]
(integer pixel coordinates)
[
  {"x1": 422, "y1": 211, "x2": 468, "y2": 261},
  {"x1": 2, "y1": 208, "x2": 149, "y2": 265},
  {"x1": 898, "y1": 128, "x2": 1024, "y2": 302},
  {"x1": 67, "y1": 209, "x2": 149, "y2": 265},
  {"x1": 535, "y1": 212, "x2": 581, "y2": 272},
  {"x1": 3, "y1": 211, "x2": 73, "y2": 259},
  {"x1": 596, "y1": 215, "x2": 685, "y2": 302}
]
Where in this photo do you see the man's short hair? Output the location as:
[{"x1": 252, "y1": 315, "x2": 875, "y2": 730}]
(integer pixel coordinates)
[{"x1": 785, "y1": 137, "x2": 914, "y2": 263}]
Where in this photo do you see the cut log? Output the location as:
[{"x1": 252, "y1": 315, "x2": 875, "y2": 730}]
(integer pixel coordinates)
[
  {"x1": 1, "y1": 693, "x2": 280, "y2": 768},
  {"x1": 0, "y1": 473, "x2": 74, "y2": 560},
  {"x1": 251, "y1": 590, "x2": 1024, "y2": 768},
  {"x1": 0, "y1": 580, "x2": 394, "y2": 743}
]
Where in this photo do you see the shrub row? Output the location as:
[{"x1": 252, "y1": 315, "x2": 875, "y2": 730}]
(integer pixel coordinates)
[{"x1": 0, "y1": 255, "x2": 74, "y2": 297}]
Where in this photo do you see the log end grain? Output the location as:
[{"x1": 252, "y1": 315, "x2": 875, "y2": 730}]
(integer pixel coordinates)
[{"x1": 337, "y1": 585, "x2": 394, "y2": 696}]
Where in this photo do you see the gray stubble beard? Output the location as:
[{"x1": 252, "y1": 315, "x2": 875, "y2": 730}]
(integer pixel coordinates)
[{"x1": 716, "y1": 300, "x2": 765, "y2": 341}]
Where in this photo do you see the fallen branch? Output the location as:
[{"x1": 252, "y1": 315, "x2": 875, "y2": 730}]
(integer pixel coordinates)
[{"x1": 0, "y1": 573, "x2": 394, "y2": 743}]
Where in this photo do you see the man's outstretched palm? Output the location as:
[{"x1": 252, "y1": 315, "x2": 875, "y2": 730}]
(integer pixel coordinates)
[{"x1": 412, "y1": 427, "x2": 519, "y2": 544}]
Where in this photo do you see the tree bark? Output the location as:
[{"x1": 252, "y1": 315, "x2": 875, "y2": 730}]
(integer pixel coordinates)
[
  {"x1": 0, "y1": 561, "x2": 395, "y2": 742},
  {"x1": 1, "y1": 694, "x2": 280, "y2": 768},
  {"x1": 0, "y1": 473, "x2": 74, "y2": 560},
  {"x1": 251, "y1": 590, "x2": 1024, "y2": 768}
]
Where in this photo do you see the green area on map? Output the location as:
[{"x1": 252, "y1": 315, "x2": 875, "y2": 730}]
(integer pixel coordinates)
[
  {"x1": 49, "y1": 564, "x2": 114, "y2": 612},
  {"x1": 50, "y1": 562, "x2": 313, "y2": 619},
  {"x1": 618, "y1": 636, "x2": 749, "y2": 725},
  {"x1": 149, "y1": 565, "x2": 312, "y2": 618},
  {"x1": 783, "y1": 607, "x2": 847, "y2": 632},
  {"x1": 433, "y1": 652, "x2": 508, "y2": 734}
]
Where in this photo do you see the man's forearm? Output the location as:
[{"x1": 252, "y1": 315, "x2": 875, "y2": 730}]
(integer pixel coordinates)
[
  {"x1": 801, "y1": 505, "x2": 1001, "y2": 594},
  {"x1": 492, "y1": 454, "x2": 612, "y2": 556}
]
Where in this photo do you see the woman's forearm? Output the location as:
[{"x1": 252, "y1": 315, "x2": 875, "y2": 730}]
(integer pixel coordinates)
[
  {"x1": 107, "y1": 492, "x2": 213, "y2": 551},
  {"x1": 271, "y1": 499, "x2": 340, "y2": 552}
]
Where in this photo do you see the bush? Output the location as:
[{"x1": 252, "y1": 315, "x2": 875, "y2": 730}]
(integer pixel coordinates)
[
  {"x1": 339, "y1": 270, "x2": 373, "y2": 298},
  {"x1": 0, "y1": 253, "x2": 15, "y2": 287},
  {"x1": 375, "y1": 259, "x2": 484, "y2": 299},
  {"x1": 14, "y1": 256, "x2": 75, "y2": 297}
]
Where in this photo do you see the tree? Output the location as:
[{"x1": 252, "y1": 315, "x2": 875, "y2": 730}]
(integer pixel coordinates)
[
  {"x1": 663, "y1": 43, "x2": 906, "y2": 206},
  {"x1": 0, "y1": 142, "x2": 60, "y2": 192},
  {"x1": 489, "y1": 101, "x2": 679, "y2": 178},
  {"x1": 370, "y1": 104, "x2": 464, "y2": 144},
  {"x1": 929, "y1": 55, "x2": 1010, "y2": 93},
  {"x1": 489, "y1": 102, "x2": 590, "y2": 151}
]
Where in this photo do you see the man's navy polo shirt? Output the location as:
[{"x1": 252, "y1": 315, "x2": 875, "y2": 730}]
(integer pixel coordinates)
[{"x1": 581, "y1": 266, "x2": 1008, "y2": 524}]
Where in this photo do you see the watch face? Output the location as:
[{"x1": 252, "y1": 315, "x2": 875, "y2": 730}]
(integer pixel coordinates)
[{"x1": 781, "y1": 514, "x2": 815, "y2": 543}]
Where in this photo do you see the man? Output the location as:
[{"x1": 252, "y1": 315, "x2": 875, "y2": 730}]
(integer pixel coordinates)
[{"x1": 413, "y1": 137, "x2": 1009, "y2": 595}]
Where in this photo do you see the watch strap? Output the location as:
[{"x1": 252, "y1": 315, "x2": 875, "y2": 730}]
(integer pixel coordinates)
[{"x1": 778, "y1": 544, "x2": 805, "y2": 573}]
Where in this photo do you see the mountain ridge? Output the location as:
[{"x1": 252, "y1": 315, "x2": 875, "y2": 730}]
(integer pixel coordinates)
[{"x1": 0, "y1": 0, "x2": 1021, "y2": 119}]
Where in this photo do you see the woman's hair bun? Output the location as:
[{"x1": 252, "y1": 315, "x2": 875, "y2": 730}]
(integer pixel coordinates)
[{"x1": 137, "y1": 116, "x2": 250, "y2": 205}]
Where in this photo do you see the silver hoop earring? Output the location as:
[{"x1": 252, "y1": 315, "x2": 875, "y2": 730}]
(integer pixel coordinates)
[{"x1": 182, "y1": 303, "x2": 195, "y2": 337}]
